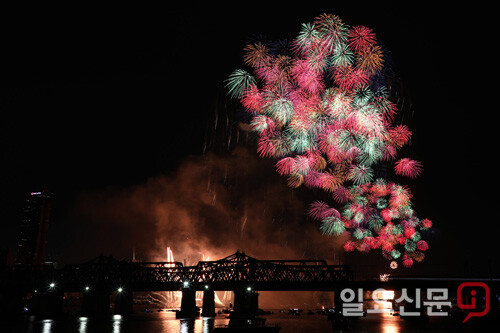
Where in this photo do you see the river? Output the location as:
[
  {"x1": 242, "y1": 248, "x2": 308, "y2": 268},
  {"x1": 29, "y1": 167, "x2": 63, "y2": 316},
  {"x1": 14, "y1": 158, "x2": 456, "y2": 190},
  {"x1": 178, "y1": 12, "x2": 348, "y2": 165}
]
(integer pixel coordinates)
[{"x1": 1, "y1": 310, "x2": 493, "y2": 332}]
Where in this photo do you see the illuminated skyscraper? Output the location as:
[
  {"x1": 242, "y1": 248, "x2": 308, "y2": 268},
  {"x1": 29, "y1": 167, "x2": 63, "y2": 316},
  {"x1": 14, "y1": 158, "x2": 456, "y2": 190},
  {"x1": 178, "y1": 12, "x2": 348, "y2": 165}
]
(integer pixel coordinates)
[{"x1": 15, "y1": 190, "x2": 52, "y2": 265}]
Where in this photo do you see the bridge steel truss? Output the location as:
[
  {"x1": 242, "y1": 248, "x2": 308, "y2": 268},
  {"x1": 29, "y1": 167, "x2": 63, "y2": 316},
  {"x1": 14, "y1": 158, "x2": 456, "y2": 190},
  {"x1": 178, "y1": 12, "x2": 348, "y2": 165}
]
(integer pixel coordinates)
[{"x1": 1, "y1": 251, "x2": 352, "y2": 293}]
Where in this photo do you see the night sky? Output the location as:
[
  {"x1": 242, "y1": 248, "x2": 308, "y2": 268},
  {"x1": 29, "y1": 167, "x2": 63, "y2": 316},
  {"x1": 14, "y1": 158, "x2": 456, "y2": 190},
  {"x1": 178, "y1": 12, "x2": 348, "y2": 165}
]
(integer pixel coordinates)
[{"x1": 0, "y1": 4, "x2": 496, "y2": 277}]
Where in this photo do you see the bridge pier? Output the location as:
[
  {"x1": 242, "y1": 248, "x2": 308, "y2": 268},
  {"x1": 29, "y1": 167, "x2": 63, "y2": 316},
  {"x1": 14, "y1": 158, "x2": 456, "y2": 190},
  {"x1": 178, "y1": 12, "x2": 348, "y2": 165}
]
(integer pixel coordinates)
[
  {"x1": 81, "y1": 289, "x2": 110, "y2": 315},
  {"x1": 114, "y1": 290, "x2": 133, "y2": 314},
  {"x1": 201, "y1": 289, "x2": 216, "y2": 317},
  {"x1": 232, "y1": 289, "x2": 259, "y2": 318},
  {"x1": 176, "y1": 288, "x2": 199, "y2": 318}
]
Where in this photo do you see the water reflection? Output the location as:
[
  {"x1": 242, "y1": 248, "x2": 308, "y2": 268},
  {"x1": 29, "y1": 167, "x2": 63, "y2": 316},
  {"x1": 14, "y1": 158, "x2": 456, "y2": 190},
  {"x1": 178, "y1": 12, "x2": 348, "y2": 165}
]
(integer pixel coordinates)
[
  {"x1": 156, "y1": 315, "x2": 216, "y2": 333},
  {"x1": 13, "y1": 311, "x2": 440, "y2": 333},
  {"x1": 378, "y1": 312, "x2": 402, "y2": 333},
  {"x1": 180, "y1": 319, "x2": 194, "y2": 333},
  {"x1": 41, "y1": 319, "x2": 52, "y2": 333},
  {"x1": 202, "y1": 318, "x2": 214, "y2": 333},
  {"x1": 382, "y1": 321, "x2": 399, "y2": 333},
  {"x1": 112, "y1": 314, "x2": 122, "y2": 333},
  {"x1": 78, "y1": 317, "x2": 88, "y2": 333}
]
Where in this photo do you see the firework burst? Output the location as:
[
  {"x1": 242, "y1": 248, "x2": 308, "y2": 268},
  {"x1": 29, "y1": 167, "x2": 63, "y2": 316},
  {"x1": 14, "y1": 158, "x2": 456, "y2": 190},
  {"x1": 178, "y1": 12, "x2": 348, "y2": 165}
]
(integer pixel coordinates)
[
  {"x1": 225, "y1": 69, "x2": 256, "y2": 98},
  {"x1": 243, "y1": 42, "x2": 270, "y2": 68},
  {"x1": 348, "y1": 26, "x2": 377, "y2": 54},
  {"x1": 394, "y1": 158, "x2": 423, "y2": 178},
  {"x1": 227, "y1": 13, "x2": 431, "y2": 268}
]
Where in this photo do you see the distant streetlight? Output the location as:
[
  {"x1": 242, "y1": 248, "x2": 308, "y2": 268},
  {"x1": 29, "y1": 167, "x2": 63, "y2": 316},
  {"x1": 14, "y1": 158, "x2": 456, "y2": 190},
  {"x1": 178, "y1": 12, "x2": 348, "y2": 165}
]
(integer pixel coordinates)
[
  {"x1": 85, "y1": 286, "x2": 90, "y2": 291},
  {"x1": 117, "y1": 287, "x2": 123, "y2": 293},
  {"x1": 247, "y1": 286, "x2": 252, "y2": 292},
  {"x1": 49, "y1": 282, "x2": 55, "y2": 289},
  {"x1": 205, "y1": 285, "x2": 209, "y2": 290},
  {"x1": 183, "y1": 281, "x2": 189, "y2": 288}
]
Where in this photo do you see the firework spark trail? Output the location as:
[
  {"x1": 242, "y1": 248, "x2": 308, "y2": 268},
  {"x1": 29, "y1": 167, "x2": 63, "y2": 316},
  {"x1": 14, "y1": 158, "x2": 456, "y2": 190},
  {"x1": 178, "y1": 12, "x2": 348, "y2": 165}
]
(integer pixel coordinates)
[
  {"x1": 166, "y1": 246, "x2": 175, "y2": 267},
  {"x1": 158, "y1": 247, "x2": 182, "y2": 307},
  {"x1": 149, "y1": 248, "x2": 231, "y2": 308},
  {"x1": 227, "y1": 13, "x2": 431, "y2": 268}
]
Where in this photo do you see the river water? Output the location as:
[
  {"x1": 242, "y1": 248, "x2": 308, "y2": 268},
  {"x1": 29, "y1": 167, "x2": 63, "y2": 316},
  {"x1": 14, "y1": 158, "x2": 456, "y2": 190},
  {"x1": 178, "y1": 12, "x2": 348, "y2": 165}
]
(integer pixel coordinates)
[{"x1": 1, "y1": 310, "x2": 494, "y2": 332}]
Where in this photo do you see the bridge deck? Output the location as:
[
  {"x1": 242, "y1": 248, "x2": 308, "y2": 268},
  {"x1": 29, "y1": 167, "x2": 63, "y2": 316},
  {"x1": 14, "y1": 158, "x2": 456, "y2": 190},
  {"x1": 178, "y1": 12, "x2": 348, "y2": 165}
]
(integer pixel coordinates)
[
  {"x1": 4, "y1": 251, "x2": 499, "y2": 293},
  {"x1": 1, "y1": 251, "x2": 352, "y2": 293}
]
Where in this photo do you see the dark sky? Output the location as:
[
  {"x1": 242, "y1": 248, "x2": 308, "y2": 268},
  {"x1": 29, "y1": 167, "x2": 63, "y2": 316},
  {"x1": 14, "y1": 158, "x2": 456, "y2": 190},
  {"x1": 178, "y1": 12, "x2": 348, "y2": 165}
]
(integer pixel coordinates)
[{"x1": 0, "y1": 4, "x2": 496, "y2": 276}]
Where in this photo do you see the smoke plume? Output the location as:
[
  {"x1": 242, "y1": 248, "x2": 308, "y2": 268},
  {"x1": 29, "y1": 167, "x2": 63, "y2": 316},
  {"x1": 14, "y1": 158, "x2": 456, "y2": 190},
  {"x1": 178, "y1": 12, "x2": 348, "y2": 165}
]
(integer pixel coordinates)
[{"x1": 63, "y1": 147, "x2": 344, "y2": 264}]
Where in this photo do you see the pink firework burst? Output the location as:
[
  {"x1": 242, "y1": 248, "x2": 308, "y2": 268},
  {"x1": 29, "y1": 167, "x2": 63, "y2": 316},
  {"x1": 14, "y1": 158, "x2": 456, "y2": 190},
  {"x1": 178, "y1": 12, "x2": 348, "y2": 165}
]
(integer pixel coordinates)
[
  {"x1": 332, "y1": 186, "x2": 350, "y2": 203},
  {"x1": 331, "y1": 66, "x2": 369, "y2": 92},
  {"x1": 241, "y1": 85, "x2": 263, "y2": 113},
  {"x1": 305, "y1": 170, "x2": 342, "y2": 192},
  {"x1": 276, "y1": 157, "x2": 295, "y2": 176},
  {"x1": 304, "y1": 151, "x2": 327, "y2": 171},
  {"x1": 291, "y1": 59, "x2": 325, "y2": 95},
  {"x1": 394, "y1": 158, "x2": 423, "y2": 178},
  {"x1": 382, "y1": 145, "x2": 397, "y2": 161},
  {"x1": 308, "y1": 200, "x2": 330, "y2": 220},
  {"x1": 256, "y1": 137, "x2": 275, "y2": 157},
  {"x1": 250, "y1": 115, "x2": 276, "y2": 135}
]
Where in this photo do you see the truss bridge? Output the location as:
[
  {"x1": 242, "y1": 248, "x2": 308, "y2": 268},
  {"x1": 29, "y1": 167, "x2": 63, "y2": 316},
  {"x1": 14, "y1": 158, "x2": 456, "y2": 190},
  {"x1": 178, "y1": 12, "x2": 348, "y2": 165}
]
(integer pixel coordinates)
[{"x1": 1, "y1": 250, "x2": 351, "y2": 317}]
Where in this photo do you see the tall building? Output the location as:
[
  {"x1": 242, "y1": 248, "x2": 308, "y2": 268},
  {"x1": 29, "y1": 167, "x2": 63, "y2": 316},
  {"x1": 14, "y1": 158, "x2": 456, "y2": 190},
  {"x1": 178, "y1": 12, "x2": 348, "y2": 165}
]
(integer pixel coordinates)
[{"x1": 15, "y1": 190, "x2": 52, "y2": 265}]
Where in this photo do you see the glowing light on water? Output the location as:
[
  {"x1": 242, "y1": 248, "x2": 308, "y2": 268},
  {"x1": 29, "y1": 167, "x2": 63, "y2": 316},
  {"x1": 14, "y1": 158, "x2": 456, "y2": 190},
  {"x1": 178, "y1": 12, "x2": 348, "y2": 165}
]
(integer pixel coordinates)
[
  {"x1": 180, "y1": 319, "x2": 195, "y2": 333},
  {"x1": 372, "y1": 289, "x2": 395, "y2": 311},
  {"x1": 112, "y1": 315, "x2": 122, "y2": 333},
  {"x1": 78, "y1": 317, "x2": 88, "y2": 333},
  {"x1": 42, "y1": 319, "x2": 52, "y2": 333},
  {"x1": 381, "y1": 312, "x2": 399, "y2": 333}
]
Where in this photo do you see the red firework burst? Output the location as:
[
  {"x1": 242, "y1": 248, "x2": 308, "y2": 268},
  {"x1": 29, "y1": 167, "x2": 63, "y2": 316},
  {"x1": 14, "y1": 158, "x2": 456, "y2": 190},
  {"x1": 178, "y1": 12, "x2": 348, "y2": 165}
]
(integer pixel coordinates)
[
  {"x1": 387, "y1": 125, "x2": 412, "y2": 148},
  {"x1": 417, "y1": 240, "x2": 429, "y2": 251},
  {"x1": 421, "y1": 218, "x2": 433, "y2": 228},
  {"x1": 402, "y1": 255, "x2": 414, "y2": 267},
  {"x1": 344, "y1": 240, "x2": 355, "y2": 252},
  {"x1": 348, "y1": 26, "x2": 377, "y2": 54},
  {"x1": 331, "y1": 66, "x2": 369, "y2": 91},
  {"x1": 394, "y1": 158, "x2": 423, "y2": 178}
]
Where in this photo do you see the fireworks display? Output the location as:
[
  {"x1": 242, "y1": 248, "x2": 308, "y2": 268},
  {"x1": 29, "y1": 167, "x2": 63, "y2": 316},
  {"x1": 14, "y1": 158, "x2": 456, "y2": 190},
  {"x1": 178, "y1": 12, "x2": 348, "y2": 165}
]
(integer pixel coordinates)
[{"x1": 227, "y1": 13, "x2": 432, "y2": 268}]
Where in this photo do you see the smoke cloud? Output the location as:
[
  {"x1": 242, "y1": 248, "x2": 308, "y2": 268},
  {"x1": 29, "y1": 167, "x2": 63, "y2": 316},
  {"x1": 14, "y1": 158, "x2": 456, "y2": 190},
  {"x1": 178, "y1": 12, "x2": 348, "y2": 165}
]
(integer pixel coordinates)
[{"x1": 62, "y1": 147, "x2": 344, "y2": 265}]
